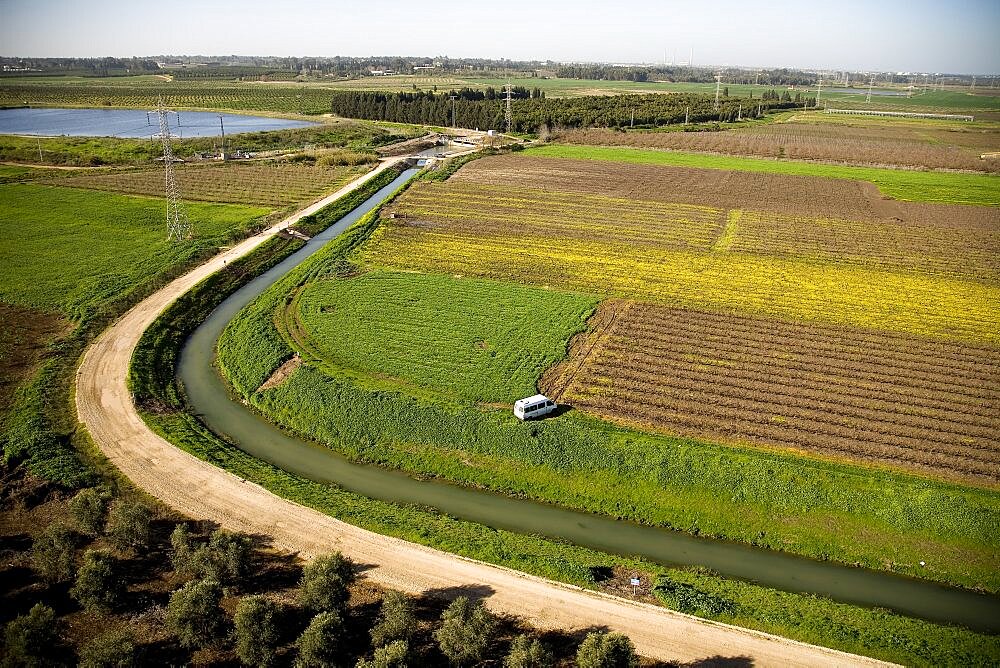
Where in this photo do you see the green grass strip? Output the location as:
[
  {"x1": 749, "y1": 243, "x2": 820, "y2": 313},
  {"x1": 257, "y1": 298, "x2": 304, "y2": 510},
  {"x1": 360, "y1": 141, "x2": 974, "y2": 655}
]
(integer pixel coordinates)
[{"x1": 525, "y1": 144, "x2": 1000, "y2": 206}]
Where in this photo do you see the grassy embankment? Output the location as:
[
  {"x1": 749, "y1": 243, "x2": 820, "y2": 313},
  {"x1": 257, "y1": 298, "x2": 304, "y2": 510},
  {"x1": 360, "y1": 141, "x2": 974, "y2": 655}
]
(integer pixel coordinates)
[
  {"x1": 133, "y1": 188, "x2": 1000, "y2": 666},
  {"x1": 525, "y1": 144, "x2": 1000, "y2": 206},
  {"x1": 0, "y1": 183, "x2": 269, "y2": 485}
]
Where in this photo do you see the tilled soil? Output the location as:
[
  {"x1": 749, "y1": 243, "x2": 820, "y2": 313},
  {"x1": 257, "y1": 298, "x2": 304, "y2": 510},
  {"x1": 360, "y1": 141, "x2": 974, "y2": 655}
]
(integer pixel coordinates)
[
  {"x1": 452, "y1": 155, "x2": 1000, "y2": 229},
  {"x1": 543, "y1": 301, "x2": 1000, "y2": 484},
  {"x1": 556, "y1": 125, "x2": 1000, "y2": 173}
]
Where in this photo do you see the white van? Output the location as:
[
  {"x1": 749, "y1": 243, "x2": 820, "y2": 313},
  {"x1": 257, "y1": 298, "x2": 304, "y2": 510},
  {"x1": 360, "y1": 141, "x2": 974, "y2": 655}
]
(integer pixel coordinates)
[{"x1": 514, "y1": 394, "x2": 557, "y2": 421}]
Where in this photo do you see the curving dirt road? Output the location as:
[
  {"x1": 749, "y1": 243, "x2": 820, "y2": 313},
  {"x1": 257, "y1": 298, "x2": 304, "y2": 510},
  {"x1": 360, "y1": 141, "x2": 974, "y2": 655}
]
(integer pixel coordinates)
[{"x1": 75, "y1": 159, "x2": 893, "y2": 667}]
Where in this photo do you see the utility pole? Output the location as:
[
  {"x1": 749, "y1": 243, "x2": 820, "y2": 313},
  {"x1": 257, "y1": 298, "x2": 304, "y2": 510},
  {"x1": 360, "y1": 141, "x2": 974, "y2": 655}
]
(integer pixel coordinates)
[
  {"x1": 152, "y1": 97, "x2": 192, "y2": 241},
  {"x1": 630, "y1": 107, "x2": 634, "y2": 128},
  {"x1": 684, "y1": 106, "x2": 689, "y2": 125},
  {"x1": 36, "y1": 137, "x2": 43, "y2": 162},
  {"x1": 737, "y1": 104, "x2": 742, "y2": 121},
  {"x1": 448, "y1": 94, "x2": 457, "y2": 129},
  {"x1": 218, "y1": 114, "x2": 226, "y2": 160},
  {"x1": 866, "y1": 73, "x2": 875, "y2": 104}
]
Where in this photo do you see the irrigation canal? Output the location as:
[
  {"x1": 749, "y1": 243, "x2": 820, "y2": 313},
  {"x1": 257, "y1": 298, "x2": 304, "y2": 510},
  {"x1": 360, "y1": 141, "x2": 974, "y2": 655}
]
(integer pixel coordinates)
[{"x1": 177, "y1": 166, "x2": 1000, "y2": 634}]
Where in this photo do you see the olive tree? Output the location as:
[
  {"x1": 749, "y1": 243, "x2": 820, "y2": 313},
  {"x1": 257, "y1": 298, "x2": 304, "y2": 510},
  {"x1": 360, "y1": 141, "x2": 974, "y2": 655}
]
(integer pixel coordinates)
[
  {"x1": 78, "y1": 627, "x2": 136, "y2": 668},
  {"x1": 31, "y1": 522, "x2": 76, "y2": 583},
  {"x1": 166, "y1": 579, "x2": 225, "y2": 649},
  {"x1": 505, "y1": 635, "x2": 554, "y2": 668},
  {"x1": 105, "y1": 499, "x2": 152, "y2": 552},
  {"x1": 71, "y1": 550, "x2": 122, "y2": 612},
  {"x1": 356, "y1": 640, "x2": 409, "y2": 668},
  {"x1": 299, "y1": 552, "x2": 356, "y2": 614},
  {"x1": 370, "y1": 590, "x2": 415, "y2": 647},
  {"x1": 69, "y1": 487, "x2": 110, "y2": 536},
  {"x1": 169, "y1": 523, "x2": 194, "y2": 574},
  {"x1": 234, "y1": 595, "x2": 281, "y2": 667},
  {"x1": 576, "y1": 632, "x2": 639, "y2": 668},
  {"x1": 2, "y1": 603, "x2": 64, "y2": 667},
  {"x1": 296, "y1": 611, "x2": 345, "y2": 667},
  {"x1": 433, "y1": 596, "x2": 498, "y2": 666}
]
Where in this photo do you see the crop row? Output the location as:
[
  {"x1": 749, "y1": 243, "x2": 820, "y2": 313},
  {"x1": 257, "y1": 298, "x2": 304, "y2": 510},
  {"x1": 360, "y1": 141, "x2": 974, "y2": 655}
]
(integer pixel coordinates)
[
  {"x1": 543, "y1": 300, "x2": 1000, "y2": 482},
  {"x1": 49, "y1": 163, "x2": 368, "y2": 208},
  {"x1": 394, "y1": 182, "x2": 724, "y2": 251},
  {"x1": 731, "y1": 210, "x2": 1000, "y2": 283},
  {"x1": 625, "y1": 314, "x2": 1000, "y2": 393}
]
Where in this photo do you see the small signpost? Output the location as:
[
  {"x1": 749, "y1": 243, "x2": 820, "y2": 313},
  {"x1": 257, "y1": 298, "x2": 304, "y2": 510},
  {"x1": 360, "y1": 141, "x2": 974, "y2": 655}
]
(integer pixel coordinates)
[{"x1": 630, "y1": 577, "x2": 641, "y2": 595}]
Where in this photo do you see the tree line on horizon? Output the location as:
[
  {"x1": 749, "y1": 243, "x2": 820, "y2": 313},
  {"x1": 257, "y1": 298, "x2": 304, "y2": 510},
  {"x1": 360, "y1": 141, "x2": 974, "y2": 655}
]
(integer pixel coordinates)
[{"x1": 330, "y1": 90, "x2": 809, "y2": 132}]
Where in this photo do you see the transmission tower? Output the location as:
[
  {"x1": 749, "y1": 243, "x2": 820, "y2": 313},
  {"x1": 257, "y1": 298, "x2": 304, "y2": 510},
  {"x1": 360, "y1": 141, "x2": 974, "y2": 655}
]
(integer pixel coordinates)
[
  {"x1": 865, "y1": 73, "x2": 876, "y2": 104},
  {"x1": 504, "y1": 80, "x2": 513, "y2": 135},
  {"x1": 714, "y1": 73, "x2": 722, "y2": 111},
  {"x1": 152, "y1": 98, "x2": 192, "y2": 241}
]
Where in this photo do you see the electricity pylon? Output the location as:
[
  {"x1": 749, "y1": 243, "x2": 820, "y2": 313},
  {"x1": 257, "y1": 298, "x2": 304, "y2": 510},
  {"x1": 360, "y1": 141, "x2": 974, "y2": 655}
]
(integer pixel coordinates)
[{"x1": 152, "y1": 98, "x2": 192, "y2": 241}]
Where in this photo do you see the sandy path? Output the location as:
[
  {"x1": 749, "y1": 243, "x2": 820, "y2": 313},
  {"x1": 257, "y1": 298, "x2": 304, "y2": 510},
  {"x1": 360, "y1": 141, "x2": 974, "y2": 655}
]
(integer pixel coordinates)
[{"x1": 75, "y1": 158, "x2": 893, "y2": 667}]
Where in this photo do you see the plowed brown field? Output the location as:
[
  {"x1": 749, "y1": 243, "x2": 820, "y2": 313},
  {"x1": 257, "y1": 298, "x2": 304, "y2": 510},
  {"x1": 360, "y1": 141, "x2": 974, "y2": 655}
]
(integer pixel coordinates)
[
  {"x1": 557, "y1": 123, "x2": 1000, "y2": 172},
  {"x1": 543, "y1": 301, "x2": 1000, "y2": 484},
  {"x1": 451, "y1": 155, "x2": 1000, "y2": 227}
]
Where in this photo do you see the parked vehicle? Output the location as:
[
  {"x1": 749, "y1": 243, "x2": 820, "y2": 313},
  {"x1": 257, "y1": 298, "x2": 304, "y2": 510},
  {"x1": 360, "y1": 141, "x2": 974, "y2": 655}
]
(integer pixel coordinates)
[{"x1": 514, "y1": 394, "x2": 557, "y2": 420}]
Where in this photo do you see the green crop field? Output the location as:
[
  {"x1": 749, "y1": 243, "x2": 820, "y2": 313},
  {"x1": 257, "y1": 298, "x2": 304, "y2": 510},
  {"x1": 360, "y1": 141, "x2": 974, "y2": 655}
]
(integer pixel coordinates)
[
  {"x1": 292, "y1": 272, "x2": 597, "y2": 403},
  {"x1": 0, "y1": 184, "x2": 268, "y2": 318},
  {"x1": 525, "y1": 144, "x2": 1000, "y2": 205}
]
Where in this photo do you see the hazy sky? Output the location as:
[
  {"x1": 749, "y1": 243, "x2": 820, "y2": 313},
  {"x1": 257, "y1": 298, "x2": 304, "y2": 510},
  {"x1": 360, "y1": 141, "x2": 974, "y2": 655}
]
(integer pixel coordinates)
[{"x1": 2, "y1": 0, "x2": 998, "y2": 73}]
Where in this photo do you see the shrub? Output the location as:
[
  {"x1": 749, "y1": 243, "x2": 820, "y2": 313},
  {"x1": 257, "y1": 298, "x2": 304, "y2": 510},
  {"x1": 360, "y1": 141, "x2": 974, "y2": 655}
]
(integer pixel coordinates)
[
  {"x1": 299, "y1": 552, "x2": 356, "y2": 614},
  {"x1": 576, "y1": 632, "x2": 639, "y2": 668},
  {"x1": 166, "y1": 579, "x2": 225, "y2": 649},
  {"x1": 105, "y1": 500, "x2": 152, "y2": 551},
  {"x1": 296, "y1": 611, "x2": 345, "y2": 667},
  {"x1": 505, "y1": 635, "x2": 554, "y2": 668},
  {"x1": 370, "y1": 590, "x2": 415, "y2": 647},
  {"x1": 234, "y1": 595, "x2": 281, "y2": 667},
  {"x1": 78, "y1": 627, "x2": 136, "y2": 668},
  {"x1": 655, "y1": 580, "x2": 737, "y2": 616},
  {"x1": 71, "y1": 550, "x2": 122, "y2": 612},
  {"x1": 433, "y1": 597, "x2": 498, "y2": 666},
  {"x1": 2, "y1": 603, "x2": 64, "y2": 668},
  {"x1": 70, "y1": 487, "x2": 110, "y2": 536},
  {"x1": 356, "y1": 640, "x2": 409, "y2": 668},
  {"x1": 31, "y1": 522, "x2": 76, "y2": 583}
]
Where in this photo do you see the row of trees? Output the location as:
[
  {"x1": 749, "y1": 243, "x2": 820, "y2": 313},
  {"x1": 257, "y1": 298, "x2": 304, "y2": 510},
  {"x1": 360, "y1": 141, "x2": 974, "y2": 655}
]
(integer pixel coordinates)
[
  {"x1": 330, "y1": 90, "x2": 806, "y2": 132},
  {"x1": 0, "y1": 57, "x2": 160, "y2": 77},
  {"x1": 554, "y1": 65, "x2": 817, "y2": 85},
  {"x1": 8, "y1": 484, "x2": 642, "y2": 666}
]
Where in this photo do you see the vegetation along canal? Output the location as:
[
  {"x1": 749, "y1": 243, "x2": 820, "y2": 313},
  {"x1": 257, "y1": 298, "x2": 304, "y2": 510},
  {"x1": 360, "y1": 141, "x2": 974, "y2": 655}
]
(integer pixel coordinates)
[{"x1": 177, "y1": 167, "x2": 1000, "y2": 634}]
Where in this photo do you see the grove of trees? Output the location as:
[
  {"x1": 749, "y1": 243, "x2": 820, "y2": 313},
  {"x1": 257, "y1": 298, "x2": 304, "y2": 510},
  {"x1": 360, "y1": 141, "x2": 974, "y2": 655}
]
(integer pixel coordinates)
[{"x1": 330, "y1": 90, "x2": 805, "y2": 132}]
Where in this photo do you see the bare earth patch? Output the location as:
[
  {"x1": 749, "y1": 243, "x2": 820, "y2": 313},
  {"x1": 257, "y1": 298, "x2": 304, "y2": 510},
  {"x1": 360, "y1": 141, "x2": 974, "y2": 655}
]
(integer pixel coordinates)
[{"x1": 257, "y1": 355, "x2": 303, "y2": 392}]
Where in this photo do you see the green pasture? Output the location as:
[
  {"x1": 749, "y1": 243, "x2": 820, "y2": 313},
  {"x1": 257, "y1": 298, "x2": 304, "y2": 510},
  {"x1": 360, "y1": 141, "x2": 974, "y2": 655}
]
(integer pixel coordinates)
[
  {"x1": 295, "y1": 272, "x2": 596, "y2": 403},
  {"x1": 0, "y1": 183, "x2": 268, "y2": 319}
]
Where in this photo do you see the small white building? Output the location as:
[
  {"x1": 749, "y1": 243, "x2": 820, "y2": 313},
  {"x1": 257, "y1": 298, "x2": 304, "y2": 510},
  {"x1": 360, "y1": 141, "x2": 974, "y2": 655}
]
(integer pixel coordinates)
[{"x1": 514, "y1": 394, "x2": 557, "y2": 421}]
